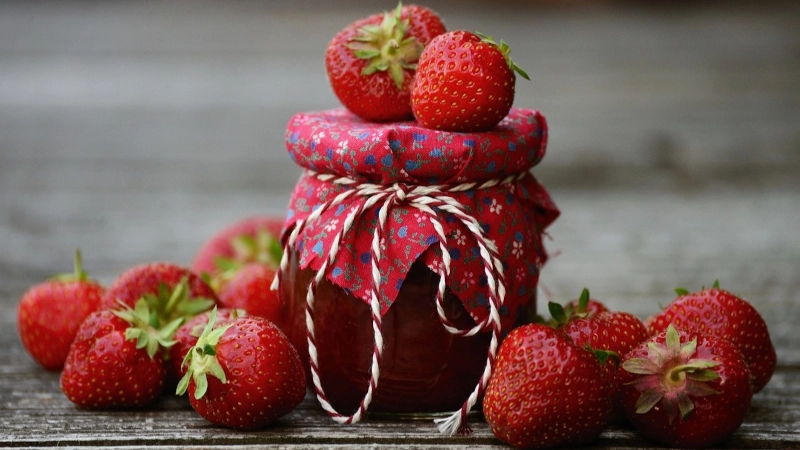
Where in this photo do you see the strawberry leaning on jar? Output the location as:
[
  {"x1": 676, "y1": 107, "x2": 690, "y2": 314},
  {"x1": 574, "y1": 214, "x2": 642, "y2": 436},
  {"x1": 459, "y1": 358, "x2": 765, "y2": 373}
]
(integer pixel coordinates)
[
  {"x1": 411, "y1": 30, "x2": 529, "y2": 132},
  {"x1": 483, "y1": 324, "x2": 613, "y2": 449},
  {"x1": 619, "y1": 324, "x2": 753, "y2": 448},
  {"x1": 647, "y1": 282, "x2": 776, "y2": 393},
  {"x1": 60, "y1": 299, "x2": 181, "y2": 408},
  {"x1": 17, "y1": 250, "x2": 105, "y2": 370},
  {"x1": 176, "y1": 309, "x2": 306, "y2": 430},
  {"x1": 326, "y1": 2, "x2": 446, "y2": 122}
]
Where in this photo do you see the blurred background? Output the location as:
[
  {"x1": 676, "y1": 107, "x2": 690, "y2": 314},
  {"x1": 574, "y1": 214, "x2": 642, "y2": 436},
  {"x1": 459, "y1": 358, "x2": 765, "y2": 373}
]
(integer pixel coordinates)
[{"x1": 1, "y1": 1, "x2": 799, "y2": 347}]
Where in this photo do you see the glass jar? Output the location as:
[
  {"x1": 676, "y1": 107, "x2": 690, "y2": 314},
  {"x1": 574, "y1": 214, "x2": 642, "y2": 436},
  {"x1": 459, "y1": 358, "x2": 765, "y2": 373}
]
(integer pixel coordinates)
[{"x1": 277, "y1": 107, "x2": 559, "y2": 422}]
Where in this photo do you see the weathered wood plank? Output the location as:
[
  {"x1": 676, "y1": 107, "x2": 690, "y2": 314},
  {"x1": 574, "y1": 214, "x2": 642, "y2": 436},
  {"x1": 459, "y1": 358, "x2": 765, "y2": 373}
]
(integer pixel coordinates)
[{"x1": 1, "y1": 364, "x2": 798, "y2": 447}]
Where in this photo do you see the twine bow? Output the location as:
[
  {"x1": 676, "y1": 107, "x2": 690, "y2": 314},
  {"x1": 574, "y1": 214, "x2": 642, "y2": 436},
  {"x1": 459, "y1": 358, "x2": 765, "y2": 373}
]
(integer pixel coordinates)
[{"x1": 272, "y1": 170, "x2": 526, "y2": 435}]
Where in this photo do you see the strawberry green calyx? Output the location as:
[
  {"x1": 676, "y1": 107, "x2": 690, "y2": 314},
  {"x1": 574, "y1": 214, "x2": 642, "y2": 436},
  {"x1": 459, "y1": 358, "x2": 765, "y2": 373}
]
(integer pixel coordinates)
[
  {"x1": 209, "y1": 230, "x2": 284, "y2": 292},
  {"x1": 113, "y1": 298, "x2": 182, "y2": 359},
  {"x1": 548, "y1": 288, "x2": 591, "y2": 325},
  {"x1": 675, "y1": 280, "x2": 722, "y2": 297},
  {"x1": 674, "y1": 287, "x2": 689, "y2": 296},
  {"x1": 474, "y1": 32, "x2": 530, "y2": 81},
  {"x1": 347, "y1": 2, "x2": 424, "y2": 90},
  {"x1": 622, "y1": 325, "x2": 720, "y2": 423},
  {"x1": 176, "y1": 308, "x2": 234, "y2": 399},
  {"x1": 589, "y1": 346, "x2": 620, "y2": 366},
  {"x1": 143, "y1": 277, "x2": 215, "y2": 327},
  {"x1": 228, "y1": 229, "x2": 283, "y2": 268}
]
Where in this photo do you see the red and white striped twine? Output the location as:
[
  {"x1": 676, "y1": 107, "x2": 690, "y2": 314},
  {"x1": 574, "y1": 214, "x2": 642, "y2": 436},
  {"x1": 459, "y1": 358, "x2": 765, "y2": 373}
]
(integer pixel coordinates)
[{"x1": 272, "y1": 170, "x2": 524, "y2": 435}]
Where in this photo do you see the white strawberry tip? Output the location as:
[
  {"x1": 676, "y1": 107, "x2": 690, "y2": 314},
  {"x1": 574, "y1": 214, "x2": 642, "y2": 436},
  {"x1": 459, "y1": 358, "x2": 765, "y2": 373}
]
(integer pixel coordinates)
[
  {"x1": 622, "y1": 324, "x2": 721, "y2": 423},
  {"x1": 175, "y1": 307, "x2": 234, "y2": 399},
  {"x1": 347, "y1": 1, "x2": 424, "y2": 90}
]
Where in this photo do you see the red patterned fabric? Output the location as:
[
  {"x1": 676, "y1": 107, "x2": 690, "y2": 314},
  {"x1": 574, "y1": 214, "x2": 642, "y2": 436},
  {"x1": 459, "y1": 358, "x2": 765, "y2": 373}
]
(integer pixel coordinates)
[{"x1": 283, "y1": 108, "x2": 559, "y2": 331}]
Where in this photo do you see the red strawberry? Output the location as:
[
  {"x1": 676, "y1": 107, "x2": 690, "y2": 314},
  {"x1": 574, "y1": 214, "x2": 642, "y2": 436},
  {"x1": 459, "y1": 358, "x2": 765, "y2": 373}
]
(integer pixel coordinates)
[
  {"x1": 561, "y1": 288, "x2": 609, "y2": 319},
  {"x1": 561, "y1": 310, "x2": 650, "y2": 421},
  {"x1": 647, "y1": 282, "x2": 776, "y2": 393},
  {"x1": 483, "y1": 324, "x2": 613, "y2": 449},
  {"x1": 549, "y1": 289, "x2": 650, "y2": 421},
  {"x1": 17, "y1": 250, "x2": 105, "y2": 370},
  {"x1": 100, "y1": 262, "x2": 217, "y2": 327},
  {"x1": 411, "y1": 30, "x2": 529, "y2": 132},
  {"x1": 191, "y1": 215, "x2": 285, "y2": 277},
  {"x1": 166, "y1": 307, "x2": 244, "y2": 390},
  {"x1": 217, "y1": 263, "x2": 285, "y2": 327},
  {"x1": 176, "y1": 309, "x2": 306, "y2": 430},
  {"x1": 326, "y1": 3, "x2": 446, "y2": 122},
  {"x1": 60, "y1": 299, "x2": 181, "y2": 408},
  {"x1": 619, "y1": 324, "x2": 753, "y2": 448},
  {"x1": 548, "y1": 288, "x2": 610, "y2": 326}
]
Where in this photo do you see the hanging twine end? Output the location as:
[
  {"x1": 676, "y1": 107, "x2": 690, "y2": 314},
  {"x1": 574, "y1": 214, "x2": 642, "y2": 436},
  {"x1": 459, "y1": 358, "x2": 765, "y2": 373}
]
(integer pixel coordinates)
[{"x1": 434, "y1": 409, "x2": 472, "y2": 436}]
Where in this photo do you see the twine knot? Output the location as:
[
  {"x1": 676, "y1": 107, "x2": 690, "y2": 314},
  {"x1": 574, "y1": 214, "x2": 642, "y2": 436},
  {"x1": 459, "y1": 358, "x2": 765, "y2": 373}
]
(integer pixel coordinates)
[{"x1": 389, "y1": 182, "x2": 411, "y2": 202}]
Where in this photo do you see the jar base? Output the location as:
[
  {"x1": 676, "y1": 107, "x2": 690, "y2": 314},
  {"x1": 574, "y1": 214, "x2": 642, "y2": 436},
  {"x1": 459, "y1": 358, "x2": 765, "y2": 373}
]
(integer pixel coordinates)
[{"x1": 366, "y1": 408, "x2": 483, "y2": 421}]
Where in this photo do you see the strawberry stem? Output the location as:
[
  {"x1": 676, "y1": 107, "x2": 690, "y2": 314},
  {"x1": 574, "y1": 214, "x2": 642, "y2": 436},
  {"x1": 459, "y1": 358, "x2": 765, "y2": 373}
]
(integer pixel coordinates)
[{"x1": 53, "y1": 249, "x2": 90, "y2": 283}]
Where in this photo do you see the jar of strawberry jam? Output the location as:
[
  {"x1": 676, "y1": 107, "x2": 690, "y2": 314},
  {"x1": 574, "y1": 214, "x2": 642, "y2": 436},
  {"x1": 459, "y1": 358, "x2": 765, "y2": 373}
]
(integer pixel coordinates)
[{"x1": 274, "y1": 108, "x2": 558, "y2": 430}]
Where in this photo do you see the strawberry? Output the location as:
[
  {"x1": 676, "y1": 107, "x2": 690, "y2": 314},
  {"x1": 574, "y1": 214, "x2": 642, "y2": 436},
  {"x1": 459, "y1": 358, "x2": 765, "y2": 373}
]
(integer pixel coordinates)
[
  {"x1": 326, "y1": 2, "x2": 446, "y2": 122},
  {"x1": 547, "y1": 288, "x2": 610, "y2": 327},
  {"x1": 560, "y1": 288, "x2": 609, "y2": 319},
  {"x1": 60, "y1": 299, "x2": 182, "y2": 408},
  {"x1": 217, "y1": 263, "x2": 285, "y2": 328},
  {"x1": 100, "y1": 262, "x2": 218, "y2": 328},
  {"x1": 17, "y1": 250, "x2": 105, "y2": 370},
  {"x1": 191, "y1": 215, "x2": 284, "y2": 278},
  {"x1": 552, "y1": 290, "x2": 651, "y2": 421},
  {"x1": 411, "y1": 30, "x2": 529, "y2": 132},
  {"x1": 176, "y1": 309, "x2": 306, "y2": 430},
  {"x1": 619, "y1": 324, "x2": 753, "y2": 448},
  {"x1": 166, "y1": 307, "x2": 244, "y2": 390},
  {"x1": 647, "y1": 282, "x2": 776, "y2": 393},
  {"x1": 483, "y1": 324, "x2": 613, "y2": 449}
]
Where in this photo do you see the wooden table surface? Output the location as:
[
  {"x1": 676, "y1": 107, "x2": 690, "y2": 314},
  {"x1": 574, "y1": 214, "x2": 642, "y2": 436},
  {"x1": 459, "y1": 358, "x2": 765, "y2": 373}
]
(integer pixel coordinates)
[{"x1": 1, "y1": 1, "x2": 799, "y2": 448}]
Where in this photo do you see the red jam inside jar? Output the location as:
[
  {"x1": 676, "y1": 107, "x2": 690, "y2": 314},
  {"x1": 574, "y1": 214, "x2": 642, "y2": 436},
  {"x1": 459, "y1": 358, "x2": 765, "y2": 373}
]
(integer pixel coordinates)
[{"x1": 282, "y1": 254, "x2": 509, "y2": 415}]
